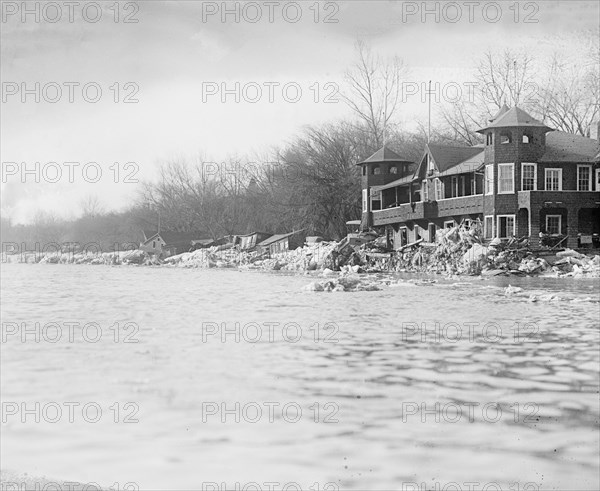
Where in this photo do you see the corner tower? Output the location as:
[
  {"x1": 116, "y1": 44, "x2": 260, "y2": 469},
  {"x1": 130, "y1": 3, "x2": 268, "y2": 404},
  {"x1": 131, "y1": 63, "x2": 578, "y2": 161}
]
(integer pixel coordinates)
[{"x1": 356, "y1": 146, "x2": 414, "y2": 230}]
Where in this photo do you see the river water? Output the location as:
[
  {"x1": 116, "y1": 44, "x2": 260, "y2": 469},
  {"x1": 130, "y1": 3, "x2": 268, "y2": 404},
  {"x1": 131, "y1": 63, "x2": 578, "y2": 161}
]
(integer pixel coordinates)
[{"x1": 1, "y1": 264, "x2": 599, "y2": 490}]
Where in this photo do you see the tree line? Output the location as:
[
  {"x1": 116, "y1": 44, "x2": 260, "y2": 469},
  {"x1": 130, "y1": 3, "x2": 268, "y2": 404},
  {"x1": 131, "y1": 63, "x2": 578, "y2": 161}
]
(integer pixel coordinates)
[{"x1": 2, "y1": 36, "x2": 598, "y2": 250}]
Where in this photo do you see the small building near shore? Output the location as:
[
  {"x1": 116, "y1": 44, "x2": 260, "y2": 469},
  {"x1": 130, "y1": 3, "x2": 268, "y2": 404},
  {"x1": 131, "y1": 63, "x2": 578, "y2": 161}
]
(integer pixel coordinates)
[
  {"x1": 141, "y1": 230, "x2": 208, "y2": 257},
  {"x1": 237, "y1": 232, "x2": 272, "y2": 251},
  {"x1": 257, "y1": 230, "x2": 306, "y2": 256}
]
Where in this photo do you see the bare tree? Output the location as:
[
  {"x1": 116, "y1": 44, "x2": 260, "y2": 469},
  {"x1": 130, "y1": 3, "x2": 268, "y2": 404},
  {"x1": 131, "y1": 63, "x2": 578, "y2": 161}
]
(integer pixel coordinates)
[
  {"x1": 537, "y1": 40, "x2": 600, "y2": 135},
  {"x1": 476, "y1": 49, "x2": 537, "y2": 114},
  {"x1": 343, "y1": 40, "x2": 407, "y2": 147},
  {"x1": 441, "y1": 40, "x2": 600, "y2": 140},
  {"x1": 80, "y1": 195, "x2": 104, "y2": 217}
]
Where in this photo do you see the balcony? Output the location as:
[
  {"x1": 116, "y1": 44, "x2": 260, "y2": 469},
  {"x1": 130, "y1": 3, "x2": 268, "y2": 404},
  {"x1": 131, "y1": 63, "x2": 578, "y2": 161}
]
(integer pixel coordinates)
[
  {"x1": 435, "y1": 195, "x2": 483, "y2": 217},
  {"x1": 372, "y1": 202, "x2": 424, "y2": 226},
  {"x1": 518, "y1": 190, "x2": 600, "y2": 209},
  {"x1": 372, "y1": 195, "x2": 483, "y2": 226}
]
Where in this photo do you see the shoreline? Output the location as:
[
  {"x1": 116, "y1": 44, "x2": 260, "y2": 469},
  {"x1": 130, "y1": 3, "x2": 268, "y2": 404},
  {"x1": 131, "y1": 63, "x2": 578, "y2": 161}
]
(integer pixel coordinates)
[{"x1": 3, "y1": 245, "x2": 599, "y2": 280}]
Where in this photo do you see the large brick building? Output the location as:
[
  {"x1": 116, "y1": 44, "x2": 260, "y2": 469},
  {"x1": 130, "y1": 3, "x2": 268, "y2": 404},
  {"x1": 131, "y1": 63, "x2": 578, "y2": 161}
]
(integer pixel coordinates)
[{"x1": 358, "y1": 106, "x2": 600, "y2": 249}]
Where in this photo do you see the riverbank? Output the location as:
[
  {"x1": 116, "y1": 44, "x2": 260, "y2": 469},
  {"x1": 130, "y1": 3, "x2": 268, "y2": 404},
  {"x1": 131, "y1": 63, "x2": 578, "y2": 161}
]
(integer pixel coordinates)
[{"x1": 4, "y1": 230, "x2": 599, "y2": 279}]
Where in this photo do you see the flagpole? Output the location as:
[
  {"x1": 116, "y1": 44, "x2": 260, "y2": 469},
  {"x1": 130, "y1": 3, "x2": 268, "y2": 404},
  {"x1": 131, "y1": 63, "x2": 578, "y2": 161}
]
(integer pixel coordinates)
[{"x1": 428, "y1": 80, "x2": 432, "y2": 144}]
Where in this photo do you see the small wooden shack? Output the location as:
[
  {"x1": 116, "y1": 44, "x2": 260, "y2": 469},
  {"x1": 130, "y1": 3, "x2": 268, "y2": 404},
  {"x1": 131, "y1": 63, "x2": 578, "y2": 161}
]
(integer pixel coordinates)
[
  {"x1": 257, "y1": 230, "x2": 306, "y2": 256},
  {"x1": 140, "y1": 230, "x2": 209, "y2": 257},
  {"x1": 237, "y1": 232, "x2": 272, "y2": 251}
]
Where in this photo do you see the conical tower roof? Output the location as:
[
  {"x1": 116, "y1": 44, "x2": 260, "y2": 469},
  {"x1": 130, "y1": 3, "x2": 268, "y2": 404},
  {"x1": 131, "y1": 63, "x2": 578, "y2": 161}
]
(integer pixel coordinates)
[
  {"x1": 477, "y1": 106, "x2": 552, "y2": 133},
  {"x1": 489, "y1": 104, "x2": 509, "y2": 122},
  {"x1": 357, "y1": 146, "x2": 412, "y2": 165}
]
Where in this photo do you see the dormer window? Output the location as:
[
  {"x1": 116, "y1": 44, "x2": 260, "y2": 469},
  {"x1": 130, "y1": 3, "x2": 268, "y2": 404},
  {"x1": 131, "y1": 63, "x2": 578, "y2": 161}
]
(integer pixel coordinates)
[
  {"x1": 390, "y1": 166, "x2": 397, "y2": 174},
  {"x1": 373, "y1": 165, "x2": 381, "y2": 175},
  {"x1": 522, "y1": 133, "x2": 532, "y2": 143},
  {"x1": 500, "y1": 132, "x2": 512, "y2": 144}
]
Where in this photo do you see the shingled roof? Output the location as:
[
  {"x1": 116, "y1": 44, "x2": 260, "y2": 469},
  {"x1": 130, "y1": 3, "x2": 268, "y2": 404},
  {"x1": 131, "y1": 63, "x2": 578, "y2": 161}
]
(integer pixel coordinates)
[
  {"x1": 488, "y1": 104, "x2": 509, "y2": 123},
  {"x1": 540, "y1": 131, "x2": 600, "y2": 163},
  {"x1": 427, "y1": 144, "x2": 484, "y2": 172},
  {"x1": 371, "y1": 174, "x2": 416, "y2": 192},
  {"x1": 477, "y1": 106, "x2": 552, "y2": 133},
  {"x1": 357, "y1": 146, "x2": 413, "y2": 165},
  {"x1": 258, "y1": 230, "x2": 304, "y2": 247},
  {"x1": 436, "y1": 150, "x2": 485, "y2": 177}
]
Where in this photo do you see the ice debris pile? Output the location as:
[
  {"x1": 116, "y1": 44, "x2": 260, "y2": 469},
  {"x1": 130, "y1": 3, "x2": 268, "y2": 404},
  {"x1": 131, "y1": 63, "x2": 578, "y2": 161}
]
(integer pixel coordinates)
[
  {"x1": 4, "y1": 249, "x2": 159, "y2": 266},
  {"x1": 162, "y1": 241, "x2": 339, "y2": 271},
  {"x1": 302, "y1": 266, "x2": 384, "y2": 292},
  {"x1": 4, "y1": 224, "x2": 599, "y2": 279},
  {"x1": 354, "y1": 225, "x2": 600, "y2": 278}
]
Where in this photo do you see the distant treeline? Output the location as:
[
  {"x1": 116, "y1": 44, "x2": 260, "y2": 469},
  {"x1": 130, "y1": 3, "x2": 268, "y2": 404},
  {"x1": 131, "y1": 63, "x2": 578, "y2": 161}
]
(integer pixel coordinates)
[{"x1": 2, "y1": 40, "x2": 597, "y2": 250}]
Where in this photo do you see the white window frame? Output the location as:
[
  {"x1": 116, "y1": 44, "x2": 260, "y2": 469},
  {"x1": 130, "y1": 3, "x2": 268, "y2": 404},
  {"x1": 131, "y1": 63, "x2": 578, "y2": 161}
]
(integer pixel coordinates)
[
  {"x1": 362, "y1": 189, "x2": 368, "y2": 212},
  {"x1": 496, "y1": 214, "x2": 516, "y2": 239},
  {"x1": 434, "y1": 178, "x2": 444, "y2": 200},
  {"x1": 427, "y1": 155, "x2": 435, "y2": 175},
  {"x1": 497, "y1": 163, "x2": 515, "y2": 194},
  {"x1": 422, "y1": 179, "x2": 429, "y2": 201},
  {"x1": 450, "y1": 176, "x2": 459, "y2": 197},
  {"x1": 546, "y1": 215, "x2": 562, "y2": 235},
  {"x1": 577, "y1": 165, "x2": 592, "y2": 191},
  {"x1": 545, "y1": 168, "x2": 562, "y2": 191},
  {"x1": 370, "y1": 189, "x2": 381, "y2": 211},
  {"x1": 484, "y1": 165, "x2": 494, "y2": 195},
  {"x1": 444, "y1": 220, "x2": 456, "y2": 229},
  {"x1": 521, "y1": 163, "x2": 537, "y2": 191}
]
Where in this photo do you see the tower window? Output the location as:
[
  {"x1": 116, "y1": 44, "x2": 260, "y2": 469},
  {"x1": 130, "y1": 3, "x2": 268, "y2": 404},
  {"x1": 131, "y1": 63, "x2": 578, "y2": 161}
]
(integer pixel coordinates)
[
  {"x1": 522, "y1": 133, "x2": 532, "y2": 143},
  {"x1": 390, "y1": 166, "x2": 397, "y2": 174},
  {"x1": 500, "y1": 132, "x2": 512, "y2": 144},
  {"x1": 486, "y1": 133, "x2": 493, "y2": 145},
  {"x1": 372, "y1": 165, "x2": 381, "y2": 175},
  {"x1": 362, "y1": 166, "x2": 366, "y2": 176}
]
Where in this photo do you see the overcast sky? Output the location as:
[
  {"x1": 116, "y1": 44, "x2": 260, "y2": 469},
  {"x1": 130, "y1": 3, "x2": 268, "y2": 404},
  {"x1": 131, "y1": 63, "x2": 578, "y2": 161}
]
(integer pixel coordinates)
[{"x1": 1, "y1": 0, "x2": 598, "y2": 224}]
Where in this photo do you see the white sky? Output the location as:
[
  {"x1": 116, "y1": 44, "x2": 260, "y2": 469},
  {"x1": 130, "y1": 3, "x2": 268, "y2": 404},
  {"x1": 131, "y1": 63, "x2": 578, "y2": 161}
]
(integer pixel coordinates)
[{"x1": 1, "y1": 0, "x2": 598, "y2": 224}]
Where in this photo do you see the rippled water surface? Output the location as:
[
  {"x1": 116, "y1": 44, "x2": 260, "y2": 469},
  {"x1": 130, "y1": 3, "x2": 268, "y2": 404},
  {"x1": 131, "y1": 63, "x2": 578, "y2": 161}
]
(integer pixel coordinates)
[{"x1": 1, "y1": 264, "x2": 599, "y2": 490}]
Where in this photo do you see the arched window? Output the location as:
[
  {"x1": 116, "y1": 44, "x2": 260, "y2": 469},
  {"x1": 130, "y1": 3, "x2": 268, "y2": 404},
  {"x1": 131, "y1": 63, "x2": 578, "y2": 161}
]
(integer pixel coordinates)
[
  {"x1": 500, "y1": 131, "x2": 512, "y2": 144},
  {"x1": 373, "y1": 165, "x2": 381, "y2": 175},
  {"x1": 390, "y1": 166, "x2": 398, "y2": 174},
  {"x1": 522, "y1": 133, "x2": 532, "y2": 143}
]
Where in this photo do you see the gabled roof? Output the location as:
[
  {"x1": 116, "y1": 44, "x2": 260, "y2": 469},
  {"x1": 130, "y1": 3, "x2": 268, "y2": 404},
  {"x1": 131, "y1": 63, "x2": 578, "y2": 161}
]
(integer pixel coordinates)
[
  {"x1": 540, "y1": 131, "x2": 600, "y2": 163},
  {"x1": 358, "y1": 146, "x2": 413, "y2": 165},
  {"x1": 436, "y1": 150, "x2": 485, "y2": 177},
  {"x1": 477, "y1": 106, "x2": 552, "y2": 133},
  {"x1": 427, "y1": 144, "x2": 484, "y2": 172},
  {"x1": 258, "y1": 231, "x2": 304, "y2": 247},
  {"x1": 238, "y1": 231, "x2": 270, "y2": 238},
  {"x1": 371, "y1": 174, "x2": 416, "y2": 192},
  {"x1": 143, "y1": 230, "x2": 207, "y2": 245},
  {"x1": 143, "y1": 230, "x2": 158, "y2": 241}
]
